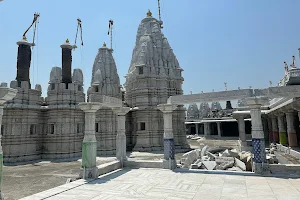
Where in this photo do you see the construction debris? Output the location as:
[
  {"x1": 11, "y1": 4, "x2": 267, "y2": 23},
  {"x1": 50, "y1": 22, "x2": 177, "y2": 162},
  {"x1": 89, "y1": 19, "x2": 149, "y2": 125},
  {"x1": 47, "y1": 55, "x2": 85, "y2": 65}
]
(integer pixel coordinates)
[
  {"x1": 187, "y1": 134, "x2": 204, "y2": 140},
  {"x1": 180, "y1": 144, "x2": 253, "y2": 172},
  {"x1": 180, "y1": 142, "x2": 280, "y2": 172}
]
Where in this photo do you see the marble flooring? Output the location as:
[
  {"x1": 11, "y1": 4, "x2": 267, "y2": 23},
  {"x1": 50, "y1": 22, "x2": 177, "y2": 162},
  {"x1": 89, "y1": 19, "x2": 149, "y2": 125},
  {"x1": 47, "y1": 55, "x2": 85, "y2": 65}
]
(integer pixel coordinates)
[{"x1": 20, "y1": 168, "x2": 300, "y2": 200}]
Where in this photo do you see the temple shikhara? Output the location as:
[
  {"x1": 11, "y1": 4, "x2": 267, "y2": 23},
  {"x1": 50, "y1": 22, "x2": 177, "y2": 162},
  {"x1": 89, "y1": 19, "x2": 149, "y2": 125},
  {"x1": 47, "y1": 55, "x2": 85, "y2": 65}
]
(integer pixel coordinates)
[{"x1": 1, "y1": 1, "x2": 300, "y2": 199}]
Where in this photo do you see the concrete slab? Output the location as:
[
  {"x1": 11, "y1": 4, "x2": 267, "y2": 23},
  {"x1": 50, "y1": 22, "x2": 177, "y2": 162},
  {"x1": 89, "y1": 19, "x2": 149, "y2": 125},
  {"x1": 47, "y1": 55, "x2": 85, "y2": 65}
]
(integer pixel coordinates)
[{"x1": 202, "y1": 161, "x2": 217, "y2": 170}]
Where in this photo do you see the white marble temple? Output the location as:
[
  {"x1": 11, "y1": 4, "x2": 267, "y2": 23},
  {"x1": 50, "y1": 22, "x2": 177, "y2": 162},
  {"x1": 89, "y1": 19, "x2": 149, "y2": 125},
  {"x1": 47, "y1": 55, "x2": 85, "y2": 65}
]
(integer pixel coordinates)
[
  {"x1": 125, "y1": 11, "x2": 188, "y2": 151},
  {"x1": 87, "y1": 43, "x2": 122, "y2": 156}
]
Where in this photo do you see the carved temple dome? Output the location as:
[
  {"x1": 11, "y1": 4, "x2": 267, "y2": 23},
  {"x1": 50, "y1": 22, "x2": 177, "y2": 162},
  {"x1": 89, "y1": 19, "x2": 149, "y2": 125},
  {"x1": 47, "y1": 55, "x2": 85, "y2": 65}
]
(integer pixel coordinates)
[
  {"x1": 126, "y1": 11, "x2": 183, "y2": 78},
  {"x1": 187, "y1": 104, "x2": 199, "y2": 119},
  {"x1": 125, "y1": 11, "x2": 184, "y2": 107},
  {"x1": 199, "y1": 102, "x2": 210, "y2": 119}
]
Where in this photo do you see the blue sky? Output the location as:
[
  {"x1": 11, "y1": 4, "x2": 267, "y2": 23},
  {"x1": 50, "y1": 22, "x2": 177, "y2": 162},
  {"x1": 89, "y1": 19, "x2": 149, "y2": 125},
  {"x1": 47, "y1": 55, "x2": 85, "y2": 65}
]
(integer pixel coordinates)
[{"x1": 0, "y1": 0, "x2": 300, "y2": 97}]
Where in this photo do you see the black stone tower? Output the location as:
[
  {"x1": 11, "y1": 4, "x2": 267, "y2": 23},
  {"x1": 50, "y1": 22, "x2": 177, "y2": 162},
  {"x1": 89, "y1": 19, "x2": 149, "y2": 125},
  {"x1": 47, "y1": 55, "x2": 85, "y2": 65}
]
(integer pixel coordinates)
[
  {"x1": 16, "y1": 37, "x2": 34, "y2": 88},
  {"x1": 60, "y1": 39, "x2": 73, "y2": 84}
]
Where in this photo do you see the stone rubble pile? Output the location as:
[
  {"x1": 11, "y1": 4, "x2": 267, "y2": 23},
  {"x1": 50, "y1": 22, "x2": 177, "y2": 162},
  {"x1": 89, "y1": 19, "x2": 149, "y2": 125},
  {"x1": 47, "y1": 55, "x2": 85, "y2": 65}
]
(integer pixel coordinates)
[
  {"x1": 266, "y1": 144, "x2": 279, "y2": 164},
  {"x1": 179, "y1": 144, "x2": 253, "y2": 171},
  {"x1": 186, "y1": 134, "x2": 204, "y2": 140}
]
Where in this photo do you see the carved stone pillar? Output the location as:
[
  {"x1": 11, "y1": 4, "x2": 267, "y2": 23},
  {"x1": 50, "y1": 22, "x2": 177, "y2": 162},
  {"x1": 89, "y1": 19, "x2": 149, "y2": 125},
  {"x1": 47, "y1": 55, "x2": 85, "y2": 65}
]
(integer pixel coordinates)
[
  {"x1": 158, "y1": 104, "x2": 177, "y2": 170},
  {"x1": 217, "y1": 122, "x2": 222, "y2": 138},
  {"x1": 277, "y1": 113, "x2": 288, "y2": 145},
  {"x1": 195, "y1": 123, "x2": 199, "y2": 135},
  {"x1": 112, "y1": 107, "x2": 130, "y2": 163},
  {"x1": 237, "y1": 116, "x2": 247, "y2": 147},
  {"x1": 271, "y1": 115, "x2": 279, "y2": 143},
  {"x1": 246, "y1": 97, "x2": 269, "y2": 174},
  {"x1": 0, "y1": 87, "x2": 18, "y2": 199},
  {"x1": 204, "y1": 122, "x2": 210, "y2": 137},
  {"x1": 267, "y1": 117, "x2": 273, "y2": 143},
  {"x1": 79, "y1": 102, "x2": 102, "y2": 179},
  {"x1": 286, "y1": 112, "x2": 298, "y2": 147}
]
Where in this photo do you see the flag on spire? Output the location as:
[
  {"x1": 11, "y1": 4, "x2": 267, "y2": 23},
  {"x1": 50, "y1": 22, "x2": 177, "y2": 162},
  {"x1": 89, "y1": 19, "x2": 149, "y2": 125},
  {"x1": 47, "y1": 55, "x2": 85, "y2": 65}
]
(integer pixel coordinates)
[{"x1": 108, "y1": 19, "x2": 113, "y2": 35}]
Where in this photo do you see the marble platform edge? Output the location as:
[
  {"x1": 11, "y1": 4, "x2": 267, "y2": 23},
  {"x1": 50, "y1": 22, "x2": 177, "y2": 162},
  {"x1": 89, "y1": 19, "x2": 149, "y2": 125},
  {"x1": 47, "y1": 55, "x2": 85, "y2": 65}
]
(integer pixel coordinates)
[
  {"x1": 4, "y1": 157, "x2": 82, "y2": 166},
  {"x1": 124, "y1": 159, "x2": 163, "y2": 169},
  {"x1": 176, "y1": 168, "x2": 258, "y2": 176},
  {"x1": 97, "y1": 160, "x2": 121, "y2": 176},
  {"x1": 276, "y1": 144, "x2": 300, "y2": 160},
  {"x1": 19, "y1": 168, "x2": 124, "y2": 200}
]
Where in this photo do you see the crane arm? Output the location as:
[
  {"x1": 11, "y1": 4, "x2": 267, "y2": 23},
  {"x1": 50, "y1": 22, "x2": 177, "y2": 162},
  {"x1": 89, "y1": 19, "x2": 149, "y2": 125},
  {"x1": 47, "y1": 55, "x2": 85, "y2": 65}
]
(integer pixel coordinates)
[
  {"x1": 23, "y1": 13, "x2": 40, "y2": 39},
  {"x1": 74, "y1": 18, "x2": 83, "y2": 49}
]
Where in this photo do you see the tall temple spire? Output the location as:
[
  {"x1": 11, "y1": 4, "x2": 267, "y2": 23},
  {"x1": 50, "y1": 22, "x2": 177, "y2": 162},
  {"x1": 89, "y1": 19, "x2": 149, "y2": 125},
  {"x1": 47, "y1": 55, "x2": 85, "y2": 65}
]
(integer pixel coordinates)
[
  {"x1": 124, "y1": 11, "x2": 188, "y2": 151},
  {"x1": 89, "y1": 41, "x2": 121, "y2": 99}
]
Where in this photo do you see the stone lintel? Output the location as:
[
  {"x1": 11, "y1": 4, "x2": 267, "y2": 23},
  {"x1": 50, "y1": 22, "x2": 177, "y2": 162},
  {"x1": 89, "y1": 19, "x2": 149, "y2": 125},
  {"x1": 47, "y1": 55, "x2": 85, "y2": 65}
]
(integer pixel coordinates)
[
  {"x1": 157, "y1": 104, "x2": 177, "y2": 113},
  {"x1": 284, "y1": 109, "x2": 295, "y2": 114},
  {"x1": 112, "y1": 107, "x2": 131, "y2": 116},
  {"x1": 168, "y1": 89, "x2": 254, "y2": 104},
  {"x1": 245, "y1": 97, "x2": 269, "y2": 108},
  {"x1": 268, "y1": 114, "x2": 278, "y2": 119},
  {"x1": 232, "y1": 113, "x2": 248, "y2": 120},
  {"x1": 291, "y1": 101, "x2": 300, "y2": 112},
  {"x1": 273, "y1": 110, "x2": 285, "y2": 117},
  {"x1": 79, "y1": 102, "x2": 102, "y2": 112}
]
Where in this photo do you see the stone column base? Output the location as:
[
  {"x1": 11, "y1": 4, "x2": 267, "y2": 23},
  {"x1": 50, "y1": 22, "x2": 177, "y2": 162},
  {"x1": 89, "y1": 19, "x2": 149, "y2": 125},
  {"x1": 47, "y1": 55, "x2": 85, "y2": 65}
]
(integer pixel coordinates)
[
  {"x1": 241, "y1": 146, "x2": 252, "y2": 152},
  {"x1": 163, "y1": 159, "x2": 177, "y2": 170},
  {"x1": 80, "y1": 167, "x2": 99, "y2": 179},
  {"x1": 238, "y1": 140, "x2": 248, "y2": 151},
  {"x1": 279, "y1": 132, "x2": 288, "y2": 145},
  {"x1": 273, "y1": 131, "x2": 279, "y2": 143},
  {"x1": 288, "y1": 132, "x2": 298, "y2": 147},
  {"x1": 132, "y1": 136, "x2": 152, "y2": 152},
  {"x1": 253, "y1": 162, "x2": 270, "y2": 174},
  {"x1": 116, "y1": 134, "x2": 127, "y2": 161}
]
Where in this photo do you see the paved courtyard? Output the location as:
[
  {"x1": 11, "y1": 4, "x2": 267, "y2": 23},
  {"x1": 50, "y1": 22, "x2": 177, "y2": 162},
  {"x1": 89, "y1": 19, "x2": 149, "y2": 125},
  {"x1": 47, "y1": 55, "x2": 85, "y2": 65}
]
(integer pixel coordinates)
[
  {"x1": 21, "y1": 168, "x2": 300, "y2": 200},
  {"x1": 3, "y1": 157, "x2": 117, "y2": 200}
]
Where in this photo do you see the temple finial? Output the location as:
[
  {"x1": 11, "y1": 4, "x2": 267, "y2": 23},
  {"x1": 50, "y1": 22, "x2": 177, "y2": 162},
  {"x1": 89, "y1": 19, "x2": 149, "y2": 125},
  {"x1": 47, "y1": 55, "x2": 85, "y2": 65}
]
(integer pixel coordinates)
[
  {"x1": 292, "y1": 56, "x2": 296, "y2": 68},
  {"x1": 147, "y1": 9, "x2": 152, "y2": 17},
  {"x1": 103, "y1": 42, "x2": 107, "y2": 47}
]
